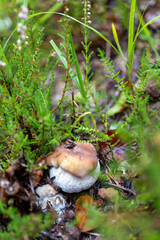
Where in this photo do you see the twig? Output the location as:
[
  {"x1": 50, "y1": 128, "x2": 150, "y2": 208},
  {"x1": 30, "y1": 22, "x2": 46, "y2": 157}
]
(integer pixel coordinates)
[
  {"x1": 107, "y1": 182, "x2": 137, "y2": 197},
  {"x1": 105, "y1": 164, "x2": 120, "y2": 187}
]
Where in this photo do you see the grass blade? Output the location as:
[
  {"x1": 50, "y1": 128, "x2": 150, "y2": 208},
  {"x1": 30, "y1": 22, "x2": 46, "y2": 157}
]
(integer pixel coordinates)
[
  {"x1": 23, "y1": 0, "x2": 28, "y2": 7},
  {"x1": 4, "y1": 10, "x2": 160, "y2": 69},
  {"x1": 68, "y1": 33, "x2": 86, "y2": 100},
  {"x1": 28, "y1": 12, "x2": 123, "y2": 60},
  {"x1": 112, "y1": 24, "x2": 127, "y2": 66},
  {"x1": 128, "y1": 0, "x2": 136, "y2": 63},
  {"x1": 128, "y1": 0, "x2": 136, "y2": 82},
  {"x1": 0, "y1": 44, "x2": 8, "y2": 64},
  {"x1": 50, "y1": 39, "x2": 86, "y2": 99},
  {"x1": 3, "y1": 28, "x2": 17, "y2": 51},
  {"x1": 136, "y1": 6, "x2": 159, "y2": 57},
  {"x1": 132, "y1": 14, "x2": 160, "y2": 65},
  {"x1": 33, "y1": 2, "x2": 63, "y2": 30},
  {"x1": 3, "y1": 11, "x2": 130, "y2": 66}
]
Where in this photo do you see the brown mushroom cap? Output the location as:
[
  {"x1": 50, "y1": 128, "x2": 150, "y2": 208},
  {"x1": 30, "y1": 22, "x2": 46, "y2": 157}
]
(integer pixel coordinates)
[{"x1": 46, "y1": 142, "x2": 98, "y2": 178}]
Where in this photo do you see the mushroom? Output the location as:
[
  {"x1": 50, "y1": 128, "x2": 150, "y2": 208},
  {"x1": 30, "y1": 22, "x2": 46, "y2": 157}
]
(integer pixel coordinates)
[
  {"x1": 35, "y1": 184, "x2": 66, "y2": 213},
  {"x1": 36, "y1": 184, "x2": 57, "y2": 198},
  {"x1": 36, "y1": 194, "x2": 66, "y2": 213},
  {"x1": 47, "y1": 142, "x2": 100, "y2": 193}
]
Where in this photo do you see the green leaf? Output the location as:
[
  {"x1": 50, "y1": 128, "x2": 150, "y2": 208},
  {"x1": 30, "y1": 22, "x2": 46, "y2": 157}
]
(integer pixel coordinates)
[
  {"x1": 112, "y1": 24, "x2": 127, "y2": 67},
  {"x1": 3, "y1": 27, "x2": 17, "y2": 51},
  {"x1": 134, "y1": 14, "x2": 160, "y2": 54},
  {"x1": 28, "y1": 12, "x2": 122, "y2": 59},
  {"x1": 135, "y1": 6, "x2": 159, "y2": 57},
  {"x1": 50, "y1": 39, "x2": 84, "y2": 97},
  {"x1": 128, "y1": 0, "x2": 136, "y2": 61},
  {"x1": 68, "y1": 33, "x2": 86, "y2": 100},
  {"x1": 128, "y1": 0, "x2": 136, "y2": 81},
  {"x1": 0, "y1": 44, "x2": 8, "y2": 64},
  {"x1": 23, "y1": 0, "x2": 28, "y2": 7},
  {"x1": 107, "y1": 92, "x2": 126, "y2": 117}
]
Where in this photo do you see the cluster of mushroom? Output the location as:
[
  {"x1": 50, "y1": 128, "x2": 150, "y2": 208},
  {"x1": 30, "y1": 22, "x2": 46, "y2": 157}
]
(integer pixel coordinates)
[{"x1": 46, "y1": 142, "x2": 100, "y2": 193}]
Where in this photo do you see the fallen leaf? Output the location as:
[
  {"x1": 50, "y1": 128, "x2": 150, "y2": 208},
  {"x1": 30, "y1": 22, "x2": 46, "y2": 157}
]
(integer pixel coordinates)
[
  {"x1": 98, "y1": 130, "x2": 126, "y2": 161},
  {"x1": 75, "y1": 195, "x2": 100, "y2": 232},
  {"x1": 98, "y1": 188, "x2": 118, "y2": 201},
  {"x1": 98, "y1": 130, "x2": 137, "y2": 162}
]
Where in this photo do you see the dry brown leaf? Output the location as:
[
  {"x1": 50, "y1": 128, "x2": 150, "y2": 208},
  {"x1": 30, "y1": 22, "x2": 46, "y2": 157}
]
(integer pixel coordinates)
[
  {"x1": 75, "y1": 195, "x2": 100, "y2": 232},
  {"x1": 98, "y1": 130, "x2": 137, "y2": 162}
]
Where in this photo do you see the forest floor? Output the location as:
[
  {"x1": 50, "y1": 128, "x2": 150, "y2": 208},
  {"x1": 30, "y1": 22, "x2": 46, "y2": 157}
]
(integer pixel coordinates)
[{"x1": 0, "y1": 1, "x2": 160, "y2": 239}]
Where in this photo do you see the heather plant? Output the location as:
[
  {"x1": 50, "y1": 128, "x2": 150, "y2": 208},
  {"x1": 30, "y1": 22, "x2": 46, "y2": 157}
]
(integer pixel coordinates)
[
  {"x1": 0, "y1": 0, "x2": 160, "y2": 239},
  {"x1": 0, "y1": 201, "x2": 54, "y2": 240},
  {"x1": 0, "y1": 6, "x2": 72, "y2": 171}
]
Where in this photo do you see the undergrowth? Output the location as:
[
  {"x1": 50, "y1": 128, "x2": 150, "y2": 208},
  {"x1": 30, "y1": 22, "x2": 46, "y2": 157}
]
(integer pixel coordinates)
[
  {"x1": 0, "y1": 0, "x2": 160, "y2": 239},
  {"x1": 0, "y1": 201, "x2": 54, "y2": 240}
]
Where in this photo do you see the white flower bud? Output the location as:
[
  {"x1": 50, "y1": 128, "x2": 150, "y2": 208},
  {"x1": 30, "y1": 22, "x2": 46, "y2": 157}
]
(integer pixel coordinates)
[
  {"x1": 0, "y1": 61, "x2": 6, "y2": 66},
  {"x1": 22, "y1": 25, "x2": 27, "y2": 31},
  {"x1": 21, "y1": 34, "x2": 26, "y2": 40},
  {"x1": 21, "y1": 5, "x2": 29, "y2": 14},
  {"x1": 18, "y1": 12, "x2": 28, "y2": 20},
  {"x1": 17, "y1": 39, "x2": 22, "y2": 44},
  {"x1": 17, "y1": 22, "x2": 22, "y2": 29}
]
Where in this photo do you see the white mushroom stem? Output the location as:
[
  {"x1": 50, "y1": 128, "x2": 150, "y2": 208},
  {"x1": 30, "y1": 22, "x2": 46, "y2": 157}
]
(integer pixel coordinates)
[{"x1": 49, "y1": 161, "x2": 100, "y2": 193}]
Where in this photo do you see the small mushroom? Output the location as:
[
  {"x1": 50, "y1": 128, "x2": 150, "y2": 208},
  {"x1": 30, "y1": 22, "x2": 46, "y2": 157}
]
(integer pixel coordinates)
[
  {"x1": 35, "y1": 184, "x2": 57, "y2": 198},
  {"x1": 47, "y1": 142, "x2": 100, "y2": 193},
  {"x1": 35, "y1": 185, "x2": 65, "y2": 213},
  {"x1": 36, "y1": 194, "x2": 66, "y2": 213}
]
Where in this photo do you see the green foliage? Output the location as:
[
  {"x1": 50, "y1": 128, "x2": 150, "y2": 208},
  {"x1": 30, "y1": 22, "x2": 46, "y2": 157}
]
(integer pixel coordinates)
[
  {"x1": 86, "y1": 119, "x2": 160, "y2": 240},
  {"x1": 0, "y1": 19, "x2": 70, "y2": 171},
  {"x1": 97, "y1": 47, "x2": 159, "y2": 126},
  {"x1": 73, "y1": 123, "x2": 111, "y2": 143},
  {"x1": 0, "y1": 201, "x2": 54, "y2": 240},
  {"x1": 81, "y1": 0, "x2": 93, "y2": 91},
  {"x1": 0, "y1": 1, "x2": 160, "y2": 240}
]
